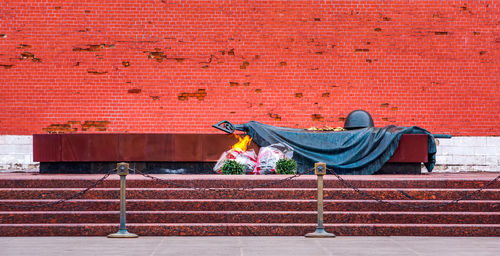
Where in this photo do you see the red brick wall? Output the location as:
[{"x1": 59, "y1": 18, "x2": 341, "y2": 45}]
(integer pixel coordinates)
[{"x1": 0, "y1": 0, "x2": 498, "y2": 136}]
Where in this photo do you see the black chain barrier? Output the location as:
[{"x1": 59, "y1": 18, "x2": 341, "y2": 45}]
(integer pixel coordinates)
[
  {"x1": 326, "y1": 168, "x2": 500, "y2": 209},
  {"x1": 134, "y1": 168, "x2": 315, "y2": 191},
  {"x1": 0, "y1": 169, "x2": 115, "y2": 210}
]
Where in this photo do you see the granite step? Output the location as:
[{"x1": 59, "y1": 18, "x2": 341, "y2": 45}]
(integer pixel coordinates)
[
  {"x1": 0, "y1": 223, "x2": 499, "y2": 236},
  {"x1": 1, "y1": 199, "x2": 498, "y2": 212},
  {"x1": 1, "y1": 188, "x2": 499, "y2": 200},
  {"x1": 1, "y1": 174, "x2": 499, "y2": 189},
  {"x1": 1, "y1": 211, "x2": 499, "y2": 225}
]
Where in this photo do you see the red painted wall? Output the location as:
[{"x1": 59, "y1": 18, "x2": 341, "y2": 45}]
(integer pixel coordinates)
[{"x1": 0, "y1": 0, "x2": 498, "y2": 136}]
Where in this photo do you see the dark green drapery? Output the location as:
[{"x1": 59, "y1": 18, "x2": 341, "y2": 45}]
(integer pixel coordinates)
[{"x1": 240, "y1": 121, "x2": 436, "y2": 174}]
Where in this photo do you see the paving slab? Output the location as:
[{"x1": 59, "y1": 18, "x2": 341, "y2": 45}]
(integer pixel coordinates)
[{"x1": 0, "y1": 236, "x2": 499, "y2": 256}]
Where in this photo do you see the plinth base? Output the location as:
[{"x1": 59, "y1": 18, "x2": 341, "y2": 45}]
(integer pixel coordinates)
[
  {"x1": 107, "y1": 229, "x2": 138, "y2": 238},
  {"x1": 305, "y1": 228, "x2": 336, "y2": 238}
]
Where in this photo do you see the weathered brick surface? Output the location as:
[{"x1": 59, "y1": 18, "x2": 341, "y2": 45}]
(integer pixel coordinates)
[{"x1": 0, "y1": 1, "x2": 498, "y2": 135}]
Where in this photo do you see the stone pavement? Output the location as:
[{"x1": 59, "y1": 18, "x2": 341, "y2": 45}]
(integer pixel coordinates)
[{"x1": 0, "y1": 236, "x2": 499, "y2": 256}]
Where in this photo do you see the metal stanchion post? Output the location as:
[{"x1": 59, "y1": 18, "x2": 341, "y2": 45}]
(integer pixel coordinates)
[
  {"x1": 108, "y1": 162, "x2": 138, "y2": 238},
  {"x1": 305, "y1": 162, "x2": 335, "y2": 238}
]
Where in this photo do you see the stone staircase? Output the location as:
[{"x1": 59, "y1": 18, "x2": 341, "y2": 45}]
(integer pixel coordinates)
[{"x1": 0, "y1": 173, "x2": 499, "y2": 236}]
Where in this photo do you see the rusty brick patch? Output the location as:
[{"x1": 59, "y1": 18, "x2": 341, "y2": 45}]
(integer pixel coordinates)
[
  {"x1": 434, "y1": 31, "x2": 448, "y2": 35},
  {"x1": 42, "y1": 123, "x2": 76, "y2": 133},
  {"x1": 82, "y1": 121, "x2": 110, "y2": 131},
  {"x1": 240, "y1": 61, "x2": 250, "y2": 69},
  {"x1": 147, "y1": 50, "x2": 166, "y2": 62},
  {"x1": 268, "y1": 113, "x2": 282, "y2": 121},
  {"x1": 128, "y1": 88, "x2": 142, "y2": 94},
  {"x1": 87, "y1": 70, "x2": 107, "y2": 75},
  {"x1": 0, "y1": 64, "x2": 14, "y2": 69},
  {"x1": 381, "y1": 117, "x2": 396, "y2": 122},
  {"x1": 312, "y1": 114, "x2": 324, "y2": 121},
  {"x1": 229, "y1": 82, "x2": 250, "y2": 87},
  {"x1": 42, "y1": 120, "x2": 110, "y2": 133},
  {"x1": 73, "y1": 44, "x2": 115, "y2": 52},
  {"x1": 20, "y1": 52, "x2": 41, "y2": 62},
  {"x1": 178, "y1": 89, "x2": 207, "y2": 101}
]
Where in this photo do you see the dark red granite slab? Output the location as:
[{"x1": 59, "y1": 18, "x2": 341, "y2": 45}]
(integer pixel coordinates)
[
  {"x1": 33, "y1": 133, "x2": 428, "y2": 163},
  {"x1": 33, "y1": 134, "x2": 61, "y2": 162},
  {"x1": 118, "y1": 134, "x2": 147, "y2": 161},
  {"x1": 201, "y1": 134, "x2": 260, "y2": 161},
  {"x1": 202, "y1": 134, "x2": 236, "y2": 161},
  {"x1": 145, "y1": 134, "x2": 174, "y2": 161},
  {"x1": 388, "y1": 134, "x2": 428, "y2": 162},
  {"x1": 173, "y1": 134, "x2": 203, "y2": 162},
  {"x1": 88, "y1": 134, "x2": 119, "y2": 161},
  {"x1": 61, "y1": 134, "x2": 90, "y2": 161}
]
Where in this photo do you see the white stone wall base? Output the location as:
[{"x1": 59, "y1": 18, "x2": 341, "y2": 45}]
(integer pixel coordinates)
[
  {"x1": 0, "y1": 135, "x2": 38, "y2": 172},
  {"x1": 428, "y1": 136, "x2": 500, "y2": 172},
  {"x1": 424, "y1": 165, "x2": 499, "y2": 173}
]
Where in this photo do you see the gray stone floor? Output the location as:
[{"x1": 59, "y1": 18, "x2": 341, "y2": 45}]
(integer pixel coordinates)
[{"x1": 0, "y1": 236, "x2": 499, "y2": 256}]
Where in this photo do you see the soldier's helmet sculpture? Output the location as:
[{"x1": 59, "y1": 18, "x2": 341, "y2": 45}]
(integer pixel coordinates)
[{"x1": 344, "y1": 110, "x2": 374, "y2": 130}]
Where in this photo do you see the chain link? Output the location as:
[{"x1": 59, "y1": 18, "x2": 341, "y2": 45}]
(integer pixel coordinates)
[
  {"x1": 134, "y1": 168, "x2": 315, "y2": 191},
  {"x1": 326, "y1": 168, "x2": 500, "y2": 209},
  {"x1": 0, "y1": 169, "x2": 114, "y2": 210}
]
